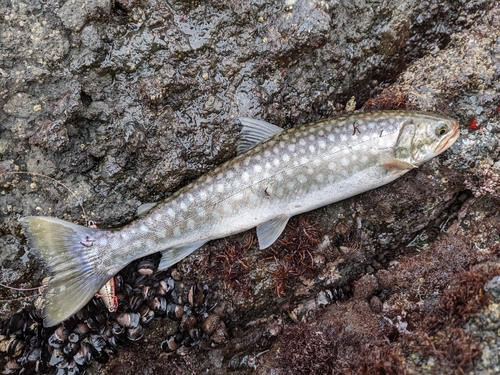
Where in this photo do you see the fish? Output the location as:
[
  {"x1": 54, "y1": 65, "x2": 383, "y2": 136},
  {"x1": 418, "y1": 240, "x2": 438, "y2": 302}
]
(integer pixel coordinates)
[{"x1": 20, "y1": 110, "x2": 460, "y2": 327}]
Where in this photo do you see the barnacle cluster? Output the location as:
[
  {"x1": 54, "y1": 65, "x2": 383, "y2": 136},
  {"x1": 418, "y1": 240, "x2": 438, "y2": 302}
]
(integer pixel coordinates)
[{"x1": 0, "y1": 256, "x2": 228, "y2": 374}]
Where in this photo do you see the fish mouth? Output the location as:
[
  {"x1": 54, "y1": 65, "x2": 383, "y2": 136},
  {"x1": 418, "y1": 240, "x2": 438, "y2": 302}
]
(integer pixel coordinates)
[{"x1": 435, "y1": 121, "x2": 460, "y2": 155}]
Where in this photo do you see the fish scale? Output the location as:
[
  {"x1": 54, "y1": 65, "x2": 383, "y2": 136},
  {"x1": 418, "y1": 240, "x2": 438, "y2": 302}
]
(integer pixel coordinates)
[{"x1": 21, "y1": 110, "x2": 460, "y2": 326}]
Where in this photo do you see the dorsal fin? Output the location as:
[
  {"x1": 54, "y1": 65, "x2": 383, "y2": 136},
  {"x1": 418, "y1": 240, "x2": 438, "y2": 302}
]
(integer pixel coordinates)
[{"x1": 236, "y1": 117, "x2": 283, "y2": 155}]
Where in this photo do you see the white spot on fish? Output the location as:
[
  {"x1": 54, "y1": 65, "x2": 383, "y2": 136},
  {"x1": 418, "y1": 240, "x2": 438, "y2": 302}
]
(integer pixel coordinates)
[
  {"x1": 340, "y1": 134, "x2": 347, "y2": 142},
  {"x1": 254, "y1": 165, "x2": 262, "y2": 173},
  {"x1": 328, "y1": 162, "x2": 337, "y2": 170},
  {"x1": 167, "y1": 208, "x2": 175, "y2": 219},
  {"x1": 307, "y1": 168, "x2": 314, "y2": 175},
  {"x1": 341, "y1": 158, "x2": 350, "y2": 166},
  {"x1": 288, "y1": 144, "x2": 296, "y2": 152},
  {"x1": 264, "y1": 150, "x2": 272, "y2": 157},
  {"x1": 287, "y1": 181, "x2": 295, "y2": 190},
  {"x1": 316, "y1": 174, "x2": 325, "y2": 182},
  {"x1": 242, "y1": 172, "x2": 250, "y2": 182},
  {"x1": 216, "y1": 184, "x2": 225, "y2": 193},
  {"x1": 361, "y1": 155, "x2": 369, "y2": 163},
  {"x1": 362, "y1": 135, "x2": 370, "y2": 142},
  {"x1": 276, "y1": 174, "x2": 283, "y2": 182},
  {"x1": 309, "y1": 145, "x2": 316, "y2": 153},
  {"x1": 297, "y1": 174, "x2": 307, "y2": 184},
  {"x1": 328, "y1": 134, "x2": 335, "y2": 142},
  {"x1": 285, "y1": 169, "x2": 294, "y2": 176},
  {"x1": 351, "y1": 154, "x2": 358, "y2": 161},
  {"x1": 299, "y1": 139, "x2": 306, "y2": 146},
  {"x1": 273, "y1": 158, "x2": 280, "y2": 167},
  {"x1": 180, "y1": 202, "x2": 188, "y2": 211},
  {"x1": 308, "y1": 134, "x2": 315, "y2": 141},
  {"x1": 187, "y1": 219, "x2": 195, "y2": 230},
  {"x1": 282, "y1": 154, "x2": 290, "y2": 162},
  {"x1": 173, "y1": 227, "x2": 181, "y2": 237},
  {"x1": 318, "y1": 130, "x2": 325, "y2": 136},
  {"x1": 140, "y1": 225, "x2": 149, "y2": 233},
  {"x1": 223, "y1": 204, "x2": 233, "y2": 214},
  {"x1": 318, "y1": 140, "x2": 326, "y2": 149},
  {"x1": 146, "y1": 239, "x2": 155, "y2": 248}
]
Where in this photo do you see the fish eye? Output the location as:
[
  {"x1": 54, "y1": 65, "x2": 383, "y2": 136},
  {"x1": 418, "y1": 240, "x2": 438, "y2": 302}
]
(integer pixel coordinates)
[{"x1": 435, "y1": 124, "x2": 448, "y2": 136}]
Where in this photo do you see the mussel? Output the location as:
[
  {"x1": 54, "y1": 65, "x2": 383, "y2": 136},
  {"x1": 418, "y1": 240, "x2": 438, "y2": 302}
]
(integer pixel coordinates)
[
  {"x1": 116, "y1": 312, "x2": 140, "y2": 329},
  {"x1": 137, "y1": 259, "x2": 157, "y2": 276}
]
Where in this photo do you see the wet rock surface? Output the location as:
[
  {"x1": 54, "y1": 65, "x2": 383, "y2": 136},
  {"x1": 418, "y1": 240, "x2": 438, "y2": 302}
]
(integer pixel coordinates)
[{"x1": 1, "y1": 0, "x2": 500, "y2": 374}]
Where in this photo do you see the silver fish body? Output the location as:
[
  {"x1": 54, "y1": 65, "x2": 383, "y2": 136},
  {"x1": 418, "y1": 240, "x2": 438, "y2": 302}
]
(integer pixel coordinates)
[{"x1": 21, "y1": 110, "x2": 460, "y2": 326}]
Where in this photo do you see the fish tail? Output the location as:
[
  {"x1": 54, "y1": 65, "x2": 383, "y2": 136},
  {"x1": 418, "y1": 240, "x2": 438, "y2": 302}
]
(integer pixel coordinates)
[{"x1": 20, "y1": 216, "x2": 111, "y2": 327}]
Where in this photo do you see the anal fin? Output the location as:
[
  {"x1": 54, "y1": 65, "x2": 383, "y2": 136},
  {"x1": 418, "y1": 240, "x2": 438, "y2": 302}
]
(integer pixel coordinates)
[
  {"x1": 256, "y1": 215, "x2": 290, "y2": 249},
  {"x1": 159, "y1": 240, "x2": 208, "y2": 270}
]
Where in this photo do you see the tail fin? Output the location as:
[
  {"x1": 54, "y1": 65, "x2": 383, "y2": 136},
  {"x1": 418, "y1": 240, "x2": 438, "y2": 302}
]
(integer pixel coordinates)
[{"x1": 20, "y1": 216, "x2": 111, "y2": 327}]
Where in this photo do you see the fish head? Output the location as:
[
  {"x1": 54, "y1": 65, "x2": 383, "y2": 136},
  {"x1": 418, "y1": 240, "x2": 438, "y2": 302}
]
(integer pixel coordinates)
[{"x1": 394, "y1": 113, "x2": 460, "y2": 166}]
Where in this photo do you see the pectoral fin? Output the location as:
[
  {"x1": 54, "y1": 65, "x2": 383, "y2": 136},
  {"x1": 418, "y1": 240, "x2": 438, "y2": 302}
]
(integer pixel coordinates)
[
  {"x1": 256, "y1": 215, "x2": 290, "y2": 249},
  {"x1": 159, "y1": 240, "x2": 208, "y2": 270},
  {"x1": 383, "y1": 158, "x2": 416, "y2": 172}
]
